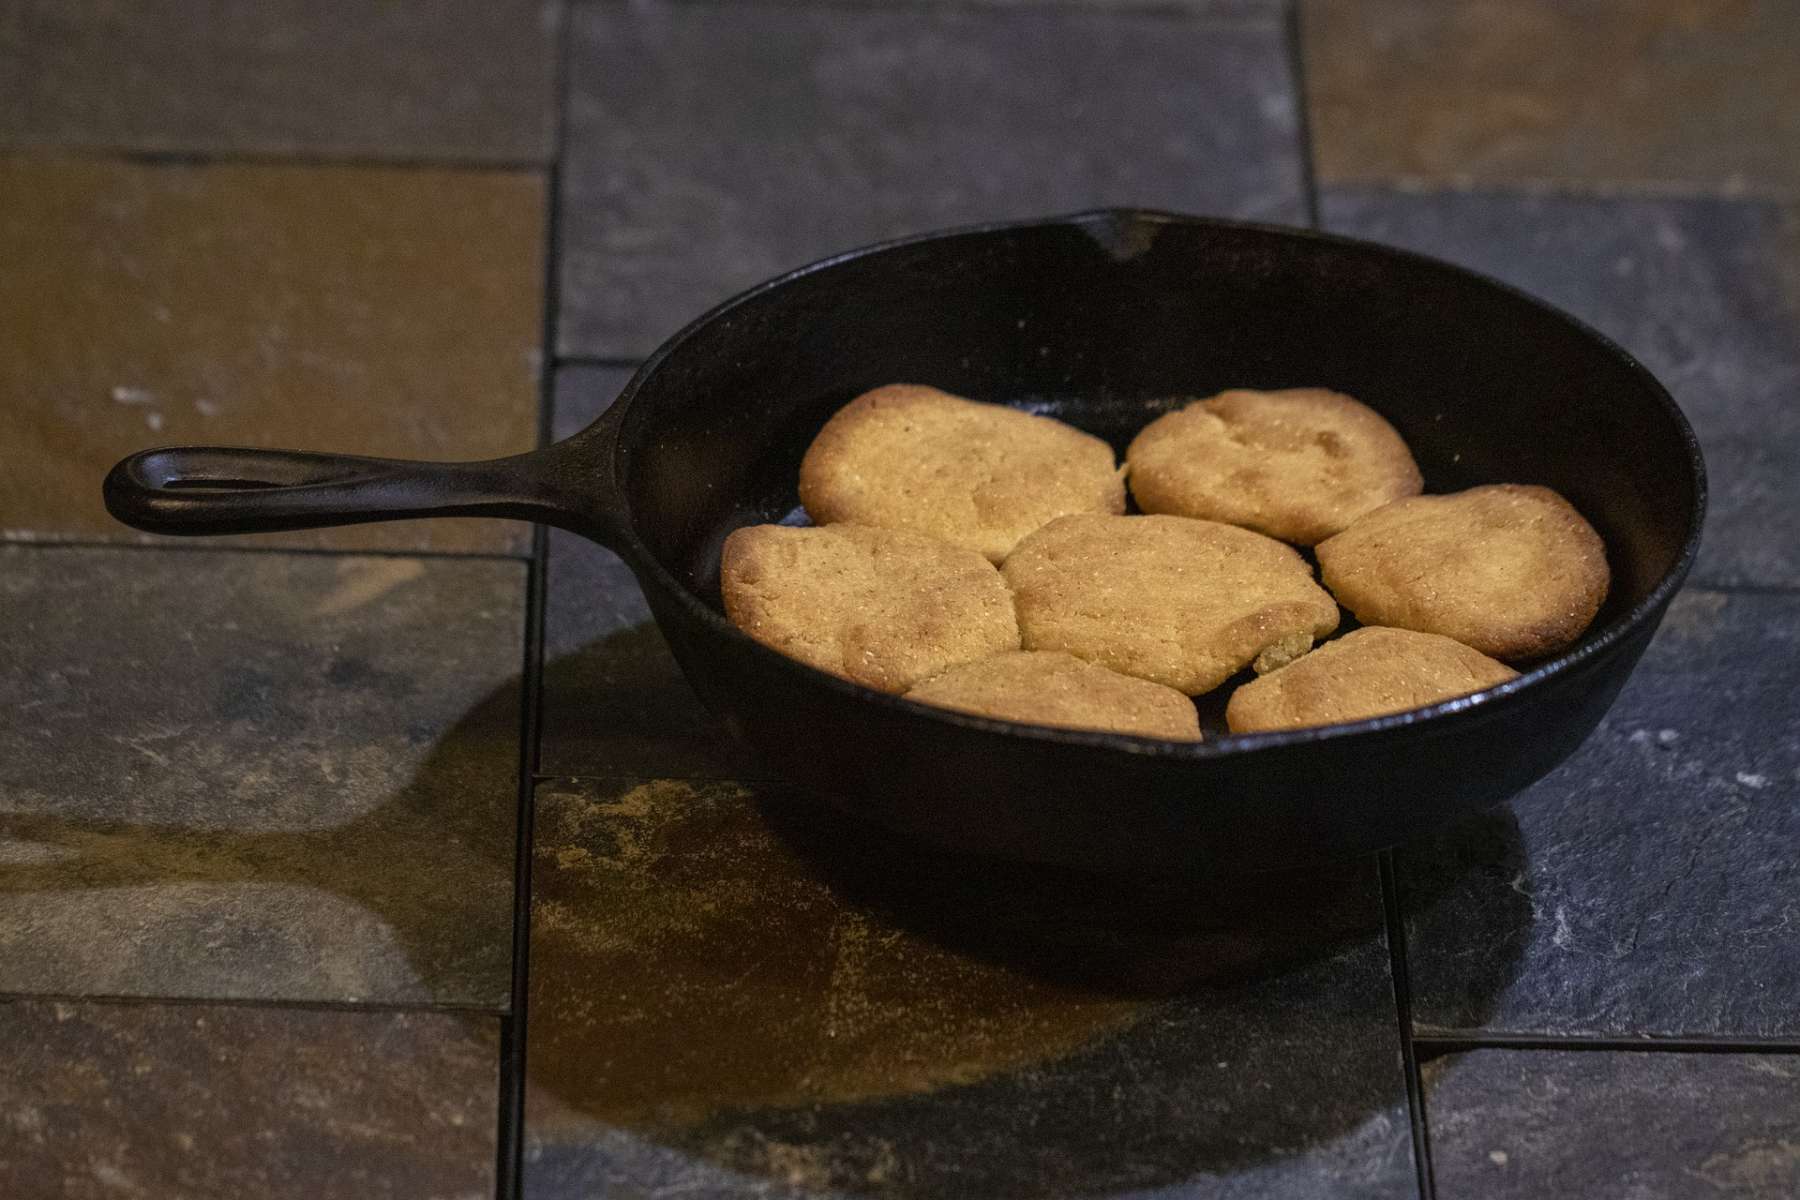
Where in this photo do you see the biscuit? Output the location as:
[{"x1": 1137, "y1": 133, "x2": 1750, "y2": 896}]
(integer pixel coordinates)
[
  {"x1": 798, "y1": 384, "x2": 1125, "y2": 563},
  {"x1": 907, "y1": 650, "x2": 1202, "y2": 741},
  {"x1": 1126, "y1": 388, "x2": 1423, "y2": 545},
  {"x1": 1001, "y1": 514, "x2": 1341, "y2": 695},
  {"x1": 721, "y1": 523, "x2": 1019, "y2": 693},
  {"x1": 1316, "y1": 484, "x2": 1609, "y2": 661},
  {"x1": 1226, "y1": 626, "x2": 1519, "y2": 733}
]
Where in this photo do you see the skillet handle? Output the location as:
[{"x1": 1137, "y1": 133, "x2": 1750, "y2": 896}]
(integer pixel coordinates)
[{"x1": 103, "y1": 404, "x2": 629, "y2": 546}]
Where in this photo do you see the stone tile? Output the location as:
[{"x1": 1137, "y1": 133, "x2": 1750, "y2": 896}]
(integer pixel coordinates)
[
  {"x1": 540, "y1": 366, "x2": 770, "y2": 780},
  {"x1": 0, "y1": 0, "x2": 558, "y2": 162},
  {"x1": 1302, "y1": 0, "x2": 1800, "y2": 195},
  {"x1": 559, "y1": 2, "x2": 1305, "y2": 358},
  {"x1": 0, "y1": 545, "x2": 524, "y2": 1007},
  {"x1": 1322, "y1": 187, "x2": 1800, "y2": 587},
  {"x1": 0, "y1": 997, "x2": 497, "y2": 1200},
  {"x1": 550, "y1": 364, "x2": 636, "y2": 446},
  {"x1": 1425, "y1": 1049, "x2": 1800, "y2": 1198},
  {"x1": 522, "y1": 777, "x2": 1419, "y2": 1198},
  {"x1": 0, "y1": 155, "x2": 544, "y2": 553},
  {"x1": 1396, "y1": 588, "x2": 1800, "y2": 1039}
]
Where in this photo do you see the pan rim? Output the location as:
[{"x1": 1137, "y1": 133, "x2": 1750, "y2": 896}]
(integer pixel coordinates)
[{"x1": 599, "y1": 207, "x2": 1708, "y2": 761}]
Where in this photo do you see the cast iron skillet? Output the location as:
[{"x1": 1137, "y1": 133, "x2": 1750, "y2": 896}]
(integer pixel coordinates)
[{"x1": 105, "y1": 209, "x2": 1705, "y2": 875}]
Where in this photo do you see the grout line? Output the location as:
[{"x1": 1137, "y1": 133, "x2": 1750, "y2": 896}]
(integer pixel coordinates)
[
  {"x1": 532, "y1": 769, "x2": 787, "y2": 787},
  {"x1": 553, "y1": 355, "x2": 644, "y2": 372},
  {"x1": 1315, "y1": 174, "x2": 1800, "y2": 209},
  {"x1": 1, "y1": 536, "x2": 530, "y2": 563},
  {"x1": 1379, "y1": 850, "x2": 1436, "y2": 1200},
  {"x1": 1282, "y1": 0, "x2": 1321, "y2": 230},
  {"x1": 495, "y1": 523, "x2": 547, "y2": 1200},
  {"x1": 496, "y1": 9, "x2": 573, "y2": 1197},
  {"x1": 1, "y1": 143, "x2": 550, "y2": 175},
  {"x1": 585, "y1": 0, "x2": 1286, "y2": 24},
  {"x1": 0, "y1": 990, "x2": 505, "y2": 1017},
  {"x1": 1414, "y1": 1033, "x2": 1800, "y2": 1059}
]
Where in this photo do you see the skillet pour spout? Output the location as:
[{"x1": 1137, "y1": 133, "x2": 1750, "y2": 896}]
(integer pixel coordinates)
[{"x1": 103, "y1": 209, "x2": 1705, "y2": 875}]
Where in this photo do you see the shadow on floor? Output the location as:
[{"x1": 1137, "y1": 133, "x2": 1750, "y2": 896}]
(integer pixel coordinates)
[
  {"x1": 0, "y1": 659, "x2": 522, "y2": 1006},
  {"x1": 522, "y1": 627, "x2": 1538, "y2": 1198}
]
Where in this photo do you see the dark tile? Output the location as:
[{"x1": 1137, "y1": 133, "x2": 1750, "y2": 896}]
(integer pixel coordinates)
[
  {"x1": 0, "y1": 997, "x2": 497, "y2": 1200},
  {"x1": 0, "y1": 155, "x2": 543, "y2": 553},
  {"x1": 551, "y1": 363, "x2": 636, "y2": 444},
  {"x1": 0, "y1": 545, "x2": 524, "y2": 1007},
  {"x1": 1425, "y1": 1049, "x2": 1800, "y2": 1198},
  {"x1": 540, "y1": 367, "x2": 770, "y2": 780},
  {"x1": 1302, "y1": 0, "x2": 1800, "y2": 194},
  {"x1": 0, "y1": 0, "x2": 557, "y2": 162},
  {"x1": 1397, "y1": 588, "x2": 1800, "y2": 1038},
  {"x1": 1322, "y1": 187, "x2": 1800, "y2": 587},
  {"x1": 523, "y1": 777, "x2": 1418, "y2": 1198},
  {"x1": 559, "y1": 2, "x2": 1305, "y2": 358}
]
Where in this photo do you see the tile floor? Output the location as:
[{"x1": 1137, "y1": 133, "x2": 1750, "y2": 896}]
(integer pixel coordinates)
[{"x1": 2, "y1": 2, "x2": 1796, "y2": 1197}]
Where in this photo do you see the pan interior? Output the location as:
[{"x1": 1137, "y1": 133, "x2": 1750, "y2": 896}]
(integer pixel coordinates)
[{"x1": 616, "y1": 216, "x2": 1699, "y2": 647}]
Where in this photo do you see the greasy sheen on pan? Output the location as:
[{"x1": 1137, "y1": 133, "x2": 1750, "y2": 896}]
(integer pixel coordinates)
[{"x1": 799, "y1": 384, "x2": 1125, "y2": 563}]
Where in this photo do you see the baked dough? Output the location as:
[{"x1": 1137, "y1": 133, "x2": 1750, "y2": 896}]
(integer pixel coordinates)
[
  {"x1": 907, "y1": 650, "x2": 1202, "y2": 740},
  {"x1": 1226, "y1": 626, "x2": 1519, "y2": 733},
  {"x1": 1001, "y1": 513, "x2": 1340, "y2": 695},
  {"x1": 721, "y1": 523, "x2": 1019, "y2": 693},
  {"x1": 1316, "y1": 484, "x2": 1609, "y2": 661},
  {"x1": 799, "y1": 384, "x2": 1125, "y2": 563},
  {"x1": 1127, "y1": 388, "x2": 1423, "y2": 545}
]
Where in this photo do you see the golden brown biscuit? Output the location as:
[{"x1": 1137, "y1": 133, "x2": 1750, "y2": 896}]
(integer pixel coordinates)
[
  {"x1": 721, "y1": 523, "x2": 1019, "y2": 693},
  {"x1": 907, "y1": 651, "x2": 1202, "y2": 741},
  {"x1": 1226, "y1": 626, "x2": 1519, "y2": 733},
  {"x1": 1001, "y1": 514, "x2": 1341, "y2": 695},
  {"x1": 1316, "y1": 484, "x2": 1609, "y2": 661},
  {"x1": 1126, "y1": 388, "x2": 1423, "y2": 545},
  {"x1": 799, "y1": 384, "x2": 1125, "y2": 563}
]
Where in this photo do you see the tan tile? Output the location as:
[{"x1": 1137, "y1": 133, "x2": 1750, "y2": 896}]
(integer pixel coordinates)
[
  {"x1": 0, "y1": 0, "x2": 558, "y2": 162},
  {"x1": 1303, "y1": 0, "x2": 1800, "y2": 194},
  {"x1": 0, "y1": 155, "x2": 544, "y2": 552}
]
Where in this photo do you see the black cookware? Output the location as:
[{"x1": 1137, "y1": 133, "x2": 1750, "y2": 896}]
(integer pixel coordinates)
[{"x1": 105, "y1": 210, "x2": 1705, "y2": 874}]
